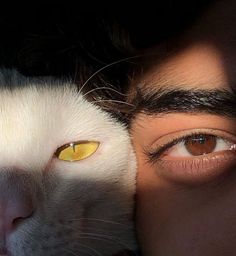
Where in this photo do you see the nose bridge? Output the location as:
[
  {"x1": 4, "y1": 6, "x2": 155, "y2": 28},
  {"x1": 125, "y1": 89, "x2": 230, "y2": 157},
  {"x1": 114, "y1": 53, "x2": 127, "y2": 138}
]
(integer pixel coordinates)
[{"x1": 0, "y1": 168, "x2": 35, "y2": 202}]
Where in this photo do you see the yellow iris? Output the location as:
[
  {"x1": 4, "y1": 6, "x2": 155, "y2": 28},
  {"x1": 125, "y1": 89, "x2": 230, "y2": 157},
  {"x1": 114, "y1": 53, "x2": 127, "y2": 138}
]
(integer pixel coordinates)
[{"x1": 55, "y1": 141, "x2": 100, "y2": 162}]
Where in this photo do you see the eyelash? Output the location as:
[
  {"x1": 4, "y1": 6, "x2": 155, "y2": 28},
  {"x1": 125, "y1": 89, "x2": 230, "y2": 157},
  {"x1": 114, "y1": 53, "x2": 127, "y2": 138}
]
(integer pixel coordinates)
[
  {"x1": 146, "y1": 131, "x2": 235, "y2": 164},
  {"x1": 143, "y1": 129, "x2": 236, "y2": 183}
]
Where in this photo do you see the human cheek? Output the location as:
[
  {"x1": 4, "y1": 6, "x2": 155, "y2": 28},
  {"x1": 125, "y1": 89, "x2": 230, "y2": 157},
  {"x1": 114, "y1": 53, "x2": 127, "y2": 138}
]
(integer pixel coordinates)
[
  {"x1": 134, "y1": 145, "x2": 178, "y2": 256},
  {"x1": 132, "y1": 113, "x2": 236, "y2": 255},
  {"x1": 155, "y1": 181, "x2": 236, "y2": 255},
  {"x1": 136, "y1": 156, "x2": 236, "y2": 256}
]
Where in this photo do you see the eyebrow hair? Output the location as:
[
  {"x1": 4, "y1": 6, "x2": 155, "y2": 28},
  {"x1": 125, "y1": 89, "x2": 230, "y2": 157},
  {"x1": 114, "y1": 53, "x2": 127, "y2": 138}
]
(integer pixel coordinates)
[{"x1": 130, "y1": 87, "x2": 236, "y2": 118}]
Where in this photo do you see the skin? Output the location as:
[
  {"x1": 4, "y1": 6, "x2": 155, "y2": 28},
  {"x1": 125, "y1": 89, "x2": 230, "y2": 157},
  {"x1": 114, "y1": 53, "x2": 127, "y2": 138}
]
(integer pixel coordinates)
[{"x1": 130, "y1": 1, "x2": 236, "y2": 255}]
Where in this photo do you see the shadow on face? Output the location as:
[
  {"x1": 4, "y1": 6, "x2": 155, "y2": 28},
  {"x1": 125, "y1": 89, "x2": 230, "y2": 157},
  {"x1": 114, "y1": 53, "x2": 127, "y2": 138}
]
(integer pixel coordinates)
[{"x1": 130, "y1": 1, "x2": 236, "y2": 255}]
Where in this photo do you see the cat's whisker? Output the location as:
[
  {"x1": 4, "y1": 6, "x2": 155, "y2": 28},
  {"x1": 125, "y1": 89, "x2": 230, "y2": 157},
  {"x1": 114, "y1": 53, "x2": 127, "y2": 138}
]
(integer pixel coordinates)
[
  {"x1": 80, "y1": 231, "x2": 125, "y2": 240},
  {"x1": 17, "y1": 228, "x2": 42, "y2": 247},
  {"x1": 76, "y1": 247, "x2": 94, "y2": 256},
  {"x1": 76, "y1": 248, "x2": 93, "y2": 256},
  {"x1": 81, "y1": 225, "x2": 132, "y2": 234},
  {"x1": 68, "y1": 217, "x2": 132, "y2": 228},
  {"x1": 91, "y1": 99, "x2": 135, "y2": 107},
  {"x1": 63, "y1": 243, "x2": 102, "y2": 256},
  {"x1": 19, "y1": 226, "x2": 104, "y2": 256},
  {"x1": 74, "y1": 242, "x2": 103, "y2": 256},
  {"x1": 62, "y1": 247, "x2": 79, "y2": 256},
  {"x1": 82, "y1": 86, "x2": 128, "y2": 98},
  {"x1": 78, "y1": 54, "x2": 143, "y2": 95},
  {"x1": 74, "y1": 234, "x2": 133, "y2": 252},
  {"x1": 56, "y1": 222, "x2": 130, "y2": 240},
  {"x1": 73, "y1": 56, "x2": 80, "y2": 84},
  {"x1": 54, "y1": 222, "x2": 133, "y2": 251},
  {"x1": 0, "y1": 69, "x2": 137, "y2": 254}
]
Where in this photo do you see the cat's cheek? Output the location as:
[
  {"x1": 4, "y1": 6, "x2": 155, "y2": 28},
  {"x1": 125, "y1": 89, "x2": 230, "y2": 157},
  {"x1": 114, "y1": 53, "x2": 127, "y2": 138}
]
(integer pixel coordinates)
[{"x1": 50, "y1": 155, "x2": 99, "y2": 180}]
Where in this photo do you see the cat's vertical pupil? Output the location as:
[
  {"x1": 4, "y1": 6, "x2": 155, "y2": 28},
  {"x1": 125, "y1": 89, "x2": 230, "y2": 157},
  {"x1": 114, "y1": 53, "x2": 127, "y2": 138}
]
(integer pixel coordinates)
[{"x1": 55, "y1": 141, "x2": 100, "y2": 161}]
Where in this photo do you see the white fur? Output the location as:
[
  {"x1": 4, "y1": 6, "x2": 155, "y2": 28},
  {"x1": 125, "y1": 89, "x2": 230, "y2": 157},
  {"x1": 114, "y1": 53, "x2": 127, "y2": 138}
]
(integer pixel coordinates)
[{"x1": 0, "y1": 70, "x2": 137, "y2": 255}]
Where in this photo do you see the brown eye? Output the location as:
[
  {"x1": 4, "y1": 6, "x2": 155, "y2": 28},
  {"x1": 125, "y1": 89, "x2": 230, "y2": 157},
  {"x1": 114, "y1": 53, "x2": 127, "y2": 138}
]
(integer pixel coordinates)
[
  {"x1": 185, "y1": 135, "x2": 217, "y2": 156},
  {"x1": 147, "y1": 129, "x2": 236, "y2": 183},
  {"x1": 158, "y1": 133, "x2": 235, "y2": 158}
]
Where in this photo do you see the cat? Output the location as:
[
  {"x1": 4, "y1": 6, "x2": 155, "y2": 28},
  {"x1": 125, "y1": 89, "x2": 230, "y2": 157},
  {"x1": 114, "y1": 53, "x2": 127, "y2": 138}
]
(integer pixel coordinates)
[{"x1": 0, "y1": 69, "x2": 137, "y2": 256}]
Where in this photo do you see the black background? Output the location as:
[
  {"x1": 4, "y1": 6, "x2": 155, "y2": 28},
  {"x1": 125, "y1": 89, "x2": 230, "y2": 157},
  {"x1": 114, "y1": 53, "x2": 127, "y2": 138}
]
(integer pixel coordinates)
[{"x1": 0, "y1": 2, "x2": 213, "y2": 78}]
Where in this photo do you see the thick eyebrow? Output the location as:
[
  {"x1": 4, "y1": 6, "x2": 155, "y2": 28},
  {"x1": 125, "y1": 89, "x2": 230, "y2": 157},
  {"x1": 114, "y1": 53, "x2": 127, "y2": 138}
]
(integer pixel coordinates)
[{"x1": 130, "y1": 88, "x2": 236, "y2": 118}]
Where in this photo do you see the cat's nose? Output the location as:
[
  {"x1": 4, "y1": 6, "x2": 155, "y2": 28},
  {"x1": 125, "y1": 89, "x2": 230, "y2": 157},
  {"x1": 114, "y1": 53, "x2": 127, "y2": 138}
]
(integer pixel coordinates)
[
  {"x1": 0, "y1": 168, "x2": 35, "y2": 237},
  {"x1": 0, "y1": 197, "x2": 33, "y2": 234}
]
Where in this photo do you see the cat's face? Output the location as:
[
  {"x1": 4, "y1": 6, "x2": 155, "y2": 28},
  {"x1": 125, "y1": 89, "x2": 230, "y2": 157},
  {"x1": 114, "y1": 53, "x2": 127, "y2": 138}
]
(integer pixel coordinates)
[{"x1": 0, "y1": 71, "x2": 136, "y2": 255}]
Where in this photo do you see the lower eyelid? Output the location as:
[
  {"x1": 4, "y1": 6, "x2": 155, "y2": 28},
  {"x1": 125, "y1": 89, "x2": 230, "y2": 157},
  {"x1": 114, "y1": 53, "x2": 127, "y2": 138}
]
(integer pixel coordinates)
[{"x1": 155, "y1": 151, "x2": 236, "y2": 184}]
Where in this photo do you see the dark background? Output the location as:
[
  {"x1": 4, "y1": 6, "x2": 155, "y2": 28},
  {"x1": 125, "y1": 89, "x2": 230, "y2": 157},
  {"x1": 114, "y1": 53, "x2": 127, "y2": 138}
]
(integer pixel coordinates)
[{"x1": 0, "y1": 2, "x2": 214, "y2": 80}]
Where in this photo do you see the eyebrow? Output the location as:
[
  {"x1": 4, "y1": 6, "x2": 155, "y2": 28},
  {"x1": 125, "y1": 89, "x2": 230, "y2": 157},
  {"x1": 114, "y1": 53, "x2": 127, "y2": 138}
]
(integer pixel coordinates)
[{"x1": 130, "y1": 88, "x2": 236, "y2": 118}]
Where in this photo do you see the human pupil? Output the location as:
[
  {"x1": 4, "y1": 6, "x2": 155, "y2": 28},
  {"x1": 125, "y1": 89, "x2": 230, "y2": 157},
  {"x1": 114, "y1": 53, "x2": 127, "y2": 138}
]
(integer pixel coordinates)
[{"x1": 185, "y1": 135, "x2": 217, "y2": 156}]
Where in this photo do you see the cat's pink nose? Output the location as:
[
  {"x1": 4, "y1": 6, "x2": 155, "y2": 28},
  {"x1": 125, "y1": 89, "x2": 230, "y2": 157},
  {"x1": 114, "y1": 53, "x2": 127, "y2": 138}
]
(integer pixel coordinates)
[
  {"x1": 0, "y1": 168, "x2": 35, "y2": 238},
  {"x1": 0, "y1": 199, "x2": 33, "y2": 235}
]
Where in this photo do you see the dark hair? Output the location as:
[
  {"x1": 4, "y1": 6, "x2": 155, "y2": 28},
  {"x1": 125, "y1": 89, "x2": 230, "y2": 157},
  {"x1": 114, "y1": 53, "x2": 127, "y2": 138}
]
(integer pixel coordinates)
[{"x1": 0, "y1": 3, "x2": 214, "y2": 123}]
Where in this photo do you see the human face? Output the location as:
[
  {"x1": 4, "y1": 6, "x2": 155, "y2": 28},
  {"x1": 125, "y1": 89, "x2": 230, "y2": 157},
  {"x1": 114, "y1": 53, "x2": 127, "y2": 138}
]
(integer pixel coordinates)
[{"x1": 130, "y1": 14, "x2": 236, "y2": 256}]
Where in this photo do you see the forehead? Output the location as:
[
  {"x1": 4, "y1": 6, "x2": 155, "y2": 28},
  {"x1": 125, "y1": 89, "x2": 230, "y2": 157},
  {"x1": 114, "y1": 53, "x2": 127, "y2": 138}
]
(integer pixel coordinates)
[
  {"x1": 136, "y1": 0, "x2": 236, "y2": 92},
  {"x1": 139, "y1": 43, "x2": 230, "y2": 91}
]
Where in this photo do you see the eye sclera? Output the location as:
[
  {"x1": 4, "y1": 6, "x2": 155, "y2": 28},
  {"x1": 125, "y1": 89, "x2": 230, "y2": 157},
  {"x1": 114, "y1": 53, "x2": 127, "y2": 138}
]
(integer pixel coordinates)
[
  {"x1": 162, "y1": 136, "x2": 235, "y2": 159},
  {"x1": 147, "y1": 128, "x2": 236, "y2": 161}
]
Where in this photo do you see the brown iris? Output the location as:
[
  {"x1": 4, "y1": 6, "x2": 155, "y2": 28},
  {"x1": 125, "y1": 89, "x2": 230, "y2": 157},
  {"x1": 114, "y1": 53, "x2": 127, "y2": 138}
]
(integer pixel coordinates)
[{"x1": 185, "y1": 134, "x2": 217, "y2": 156}]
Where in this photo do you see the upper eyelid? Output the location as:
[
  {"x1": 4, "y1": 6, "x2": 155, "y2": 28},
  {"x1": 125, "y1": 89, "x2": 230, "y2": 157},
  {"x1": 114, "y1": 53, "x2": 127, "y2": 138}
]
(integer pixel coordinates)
[
  {"x1": 144, "y1": 135, "x2": 189, "y2": 163},
  {"x1": 149, "y1": 128, "x2": 236, "y2": 149},
  {"x1": 145, "y1": 130, "x2": 236, "y2": 164}
]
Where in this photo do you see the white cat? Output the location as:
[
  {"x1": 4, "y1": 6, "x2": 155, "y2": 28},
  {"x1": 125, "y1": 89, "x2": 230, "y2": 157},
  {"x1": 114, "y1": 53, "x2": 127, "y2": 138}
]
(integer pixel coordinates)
[{"x1": 0, "y1": 70, "x2": 137, "y2": 256}]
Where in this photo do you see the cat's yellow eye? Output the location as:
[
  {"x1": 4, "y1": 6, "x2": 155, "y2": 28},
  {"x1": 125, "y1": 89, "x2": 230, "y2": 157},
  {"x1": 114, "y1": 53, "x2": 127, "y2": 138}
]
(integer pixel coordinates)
[{"x1": 55, "y1": 141, "x2": 100, "y2": 162}]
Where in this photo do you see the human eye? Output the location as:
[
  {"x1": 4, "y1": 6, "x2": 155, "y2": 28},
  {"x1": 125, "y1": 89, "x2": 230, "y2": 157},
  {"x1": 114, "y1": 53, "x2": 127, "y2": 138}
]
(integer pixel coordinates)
[{"x1": 146, "y1": 129, "x2": 236, "y2": 183}]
